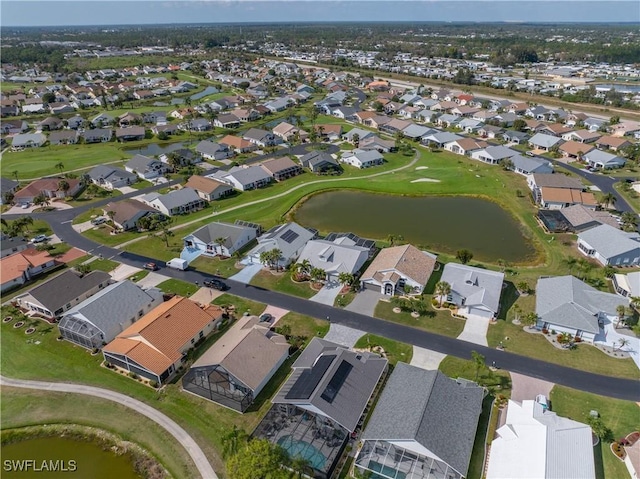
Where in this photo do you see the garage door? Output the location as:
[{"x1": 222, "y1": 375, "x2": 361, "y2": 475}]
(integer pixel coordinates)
[{"x1": 362, "y1": 281, "x2": 380, "y2": 292}]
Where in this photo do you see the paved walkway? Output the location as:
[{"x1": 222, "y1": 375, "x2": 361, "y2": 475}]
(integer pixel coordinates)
[
  {"x1": 410, "y1": 347, "x2": 447, "y2": 370},
  {"x1": 511, "y1": 372, "x2": 555, "y2": 403},
  {"x1": 595, "y1": 318, "x2": 640, "y2": 370},
  {"x1": 0, "y1": 375, "x2": 217, "y2": 479},
  {"x1": 5, "y1": 202, "x2": 73, "y2": 215},
  {"x1": 110, "y1": 264, "x2": 142, "y2": 282},
  {"x1": 309, "y1": 280, "x2": 342, "y2": 306},
  {"x1": 136, "y1": 271, "x2": 170, "y2": 289},
  {"x1": 456, "y1": 315, "x2": 491, "y2": 347},
  {"x1": 324, "y1": 324, "x2": 365, "y2": 348},
  {"x1": 345, "y1": 290, "x2": 385, "y2": 317},
  {"x1": 228, "y1": 263, "x2": 262, "y2": 284}
]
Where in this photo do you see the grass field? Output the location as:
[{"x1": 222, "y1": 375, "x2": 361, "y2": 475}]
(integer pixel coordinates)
[
  {"x1": 249, "y1": 270, "x2": 317, "y2": 299},
  {"x1": 353, "y1": 334, "x2": 413, "y2": 365},
  {"x1": 375, "y1": 300, "x2": 466, "y2": 338},
  {"x1": 86, "y1": 257, "x2": 119, "y2": 272},
  {"x1": 211, "y1": 293, "x2": 266, "y2": 316},
  {"x1": 156, "y1": 278, "x2": 198, "y2": 297},
  {"x1": 189, "y1": 255, "x2": 242, "y2": 278}
]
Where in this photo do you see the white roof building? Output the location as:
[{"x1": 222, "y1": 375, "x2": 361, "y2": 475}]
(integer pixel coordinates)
[{"x1": 296, "y1": 237, "x2": 369, "y2": 280}]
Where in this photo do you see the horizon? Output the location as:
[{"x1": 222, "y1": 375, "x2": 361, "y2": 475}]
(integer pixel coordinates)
[{"x1": 3, "y1": 1, "x2": 639, "y2": 27}]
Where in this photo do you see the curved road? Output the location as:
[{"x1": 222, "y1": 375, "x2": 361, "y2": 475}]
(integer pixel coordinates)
[{"x1": 0, "y1": 375, "x2": 218, "y2": 479}]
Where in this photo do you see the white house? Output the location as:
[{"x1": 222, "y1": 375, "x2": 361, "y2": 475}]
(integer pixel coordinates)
[
  {"x1": 183, "y1": 221, "x2": 258, "y2": 258},
  {"x1": 470, "y1": 145, "x2": 518, "y2": 165},
  {"x1": 296, "y1": 237, "x2": 370, "y2": 282},
  {"x1": 125, "y1": 154, "x2": 169, "y2": 180},
  {"x1": 246, "y1": 222, "x2": 315, "y2": 268},
  {"x1": 141, "y1": 188, "x2": 206, "y2": 216},
  {"x1": 439, "y1": 263, "x2": 505, "y2": 319},
  {"x1": 340, "y1": 149, "x2": 384, "y2": 169},
  {"x1": 577, "y1": 224, "x2": 640, "y2": 266},
  {"x1": 583, "y1": 149, "x2": 626, "y2": 170}
]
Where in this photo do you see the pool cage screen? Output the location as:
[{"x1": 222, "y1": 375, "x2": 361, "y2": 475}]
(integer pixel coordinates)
[
  {"x1": 182, "y1": 365, "x2": 253, "y2": 412},
  {"x1": 58, "y1": 315, "x2": 103, "y2": 350}
]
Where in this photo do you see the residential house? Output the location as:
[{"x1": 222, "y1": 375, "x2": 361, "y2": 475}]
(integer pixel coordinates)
[
  {"x1": 37, "y1": 117, "x2": 63, "y2": 131},
  {"x1": 181, "y1": 118, "x2": 211, "y2": 132},
  {"x1": 1, "y1": 235, "x2": 31, "y2": 258},
  {"x1": 160, "y1": 148, "x2": 201, "y2": 167},
  {"x1": 401, "y1": 124, "x2": 435, "y2": 142},
  {"x1": 210, "y1": 165, "x2": 272, "y2": 191},
  {"x1": 184, "y1": 176, "x2": 233, "y2": 201},
  {"x1": 299, "y1": 151, "x2": 341, "y2": 173},
  {"x1": 213, "y1": 114, "x2": 240, "y2": 129},
  {"x1": 356, "y1": 362, "x2": 484, "y2": 479},
  {"x1": 13, "y1": 178, "x2": 82, "y2": 205},
  {"x1": 535, "y1": 275, "x2": 628, "y2": 342},
  {"x1": 340, "y1": 149, "x2": 384, "y2": 169},
  {"x1": 0, "y1": 249, "x2": 58, "y2": 293},
  {"x1": 444, "y1": 138, "x2": 489, "y2": 156},
  {"x1": 528, "y1": 133, "x2": 564, "y2": 152},
  {"x1": 104, "y1": 199, "x2": 160, "y2": 232},
  {"x1": 477, "y1": 125, "x2": 504, "y2": 139},
  {"x1": 612, "y1": 271, "x2": 640, "y2": 298},
  {"x1": 359, "y1": 136, "x2": 396, "y2": 153},
  {"x1": 218, "y1": 135, "x2": 257, "y2": 154},
  {"x1": 0, "y1": 178, "x2": 20, "y2": 204},
  {"x1": 243, "y1": 128, "x2": 277, "y2": 147},
  {"x1": 87, "y1": 165, "x2": 137, "y2": 190},
  {"x1": 58, "y1": 281, "x2": 163, "y2": 350},
  {"x1": 528, "y1": 173, "x2": 586, "y2": 205},
  {"x1": 125, "y1": 154, "x2": 168, "y2": 180},
  {"x1": 583, "y1": 149, "x2": 626, "y2": 170},
  {"x1": 554, "y1": 204, "x2": 620, "y2": 232},
  {"x1": 439, "y1": 263, "x2": 505, "y2": 319},
  {"x1": 151, "y1": 124, "x2": 179, "y2": 136},
  {"x1": 80, "y1": 128, "x2": 113, "y2": 144},
  {"x1": 596, "y1": 135, "x2": 631, "y2": 152},
  {"x1": 296, "y1": 237, "x2": 370, "y2": 282},
  {"x1": 502, "y1": 131, "x2": 530, "y2": 144},
  {"x1": 11, "y1": 133, "x2": 46, "y2": 150},
  {"x1": 15, "y1": 270, "x2": 112, "y2": 320},
  {"x1": 360, "y1": 244, "x2": 437, "y2": 296},
  {"x1": 538, "y1": 187, "x2": 598, "y2": 210},
  {"x1": 103, "y1": 296, "x2": 224, "y2": 385},
  {"x1": 487, "y1": 400, "x2": 595, "y2": 479},
  {"x1": 272, "y1": 122, "x2": 308, "y2": 143},
  {"x1": 341, "y1": 128, "x2": 375, "y2": 144},
  {"x1": 247, "y1": 222, "x2": 316, "y2": 268},
  {"x1": 182, "y1": 314, "x2": 289, "y2": 412},
  {"x1": 49, "y1": 130, "x2": 79, "y2": 145},
  {"x1": 0, "y1": 119, "x2": 28, "y2": 134},
  {"x1": 115, "y1": 126, "x2": 146, "y2": 142},
  {"x1": 577, "y1": 224, "x2": 640, "y2": 266},
  {"x1": 561, "y1": 129, "x2": 601, "y2": 143},
  {"x1": 471, "y1": 145, "x2": 518, "y2": 165},
  {"x1": 183, "y1": 221, "x2": 258, "y2": 258},
  {"x1": 260, "y1": 156, "x2": 303, "y2": 181},
  {"x1": 141, "y1": 187, "x2": 206, "y2": 216},
  {"x1": 421, "y1": 131, "x2": 463, "y2": 148},
  {"x1": 313, "y1": 124, "x2": 342, "y2": 141},
  {"x1": 559, "y1": 140, "x2": 595, "y2": 159},
  {"x1": 509, "y1": 155, "x2": 554, "y2": 176},
  {"x1": 91, "y1": 113, "x2": 114, "y2": 127},
  {"x1": 229, "y1": 108, "x2": 261, "y2": 123}
]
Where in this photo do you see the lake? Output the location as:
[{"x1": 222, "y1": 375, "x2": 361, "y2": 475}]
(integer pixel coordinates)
[
  {"x1": 125, "y1": 140, "x2": 195, "y2": 157},
  {"x1": 1, "y1": 436, "x2": 141, "y2": 479},
  {"x1": 293, "y1": 191, "x2": 536, "y2": 263}
]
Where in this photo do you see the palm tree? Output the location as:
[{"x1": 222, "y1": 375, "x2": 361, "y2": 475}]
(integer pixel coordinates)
[
  {"x1": 291, "y1": 456, "x2": 313, "y2": 479},
  {"x1": 55, "y1": 162, "x2": 65, "y2": 174},
  {"x1": 630, "y1": 296, "x2": 640, "y2": 313},
  {"x1": 106, "y1": 210, "x2": 116, "y2": 222},
  {"x1": 511, "y1": 304, "x2": 522, "y2": 323},
  {"x1": 158, "y1": 224, "x2": 174, "y2": 247},
  {"x1": 614, "y1": 337, "x2": 630, "y2": 351},
  {"x1": 18, "y1": 216, "x2": 34, "y2": 234},
  {"x1": 12, "y1": 170, "x2": 19, "y2": 181},
  {"x1": 621, "y1": 212, "x2": 638, "y2": 232},
  {"x1": 576, "y1": 258, "x2": 592, "y2": 280},
  {"x1": 603, "y1": 265, "x2": 616, "y2": 278},
  {"x1": 58, "y1": 180, "x2": 70, "y2": 197},
  {"x1": 221, "y1": 425, "x2": 247, "y2": 459},
  {"x1": 310, "y1": 267, "x2": 326, "y2": 283},
  {"x1": 521, "y1": 312, "x2": 539, "y2": 328},
  {"x1": 471, "y1": 350, "x2": 485, "y2": 381},
  {"x1": 215, "y1": 236, "x2": 227, "y2": 255},
  {"x1": 435, "y1": 281, "x2": 451, "y2": 307},
  {"x1": 615, "y1": 304, "x2": 626, "y2": 329},
  {"x1": 337, "y1": 272, "x2": 355, "y2": 288},
  {"x1": 294, "y1": 259, "x2": 311, "y2": 278},
  {"x1": 563, "y1": 257, "x2": 577, "y2": 275},
  {"x1": 600, "y1": 192, "x2": 616, "y2": 210},
  {"x1": 33, "y1": 193, "x2": 50, "y2": 209},
  {"x1": 501, "y1": 158, "x2": 514, "y2": 171}
]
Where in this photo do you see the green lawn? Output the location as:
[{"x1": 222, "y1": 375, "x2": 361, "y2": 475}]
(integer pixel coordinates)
[
  {"x1": 274, "y1": 312, "x2": 330, "y2": 344},
  {"x1": 156, "y1": 278, "x2": 198, "y2": 297},
  {"x1": 131, "y1": 180, "x2": 154, "y2": 190},
  {"x1": 615, "y1": 181, "x2": 640, "y2": 214},
  {"x1": 551, "y1": 385, "x2": 640, "y2": 479},
  {"x1": 189, "y1": 255, "x2": 242, "y2": 278},
  {"x1": 353, "y1": 334, "x2": 413, "y2": 366},
  {"x1": 211, "y1": 293, "x2": 266, "y2": 316},
  {"x1": 72, "y1": 207, "x2": 104, "y2": 225},
  {"x1": 1, "y1": 388, "x2": 198, "y2": 479},
  {"x1": 128, "y1": 270, "x2": 150, "y2": 282},
  {"x1": 66, "y1": 254, "x2": 92, "y2": 268},
  {"x1": 334, "y1": 289, "x2": 356, "y2": 308},
  {"x1": 487, "y1": 319, "x2": 640, "y2": 380},
  {"x1": 66, "y1": 186, "x2": 122, "y2": 207},
  {"x1": 375, "y1": 300, "x2": 466, "y2": 338},
  {"x1": 439, "y1": 356, "x2": 512, "y2": 396},
  {"x1": 249, "y1": 270, "x2": 317, "y2": 299},
  {"x1": 86, "y1": 257, "x2": 119, "y2": 273}
]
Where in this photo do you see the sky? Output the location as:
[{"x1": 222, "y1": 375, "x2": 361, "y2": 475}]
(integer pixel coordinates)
[{"x1": 2, "y1": 1, "x2": 638, "y2": 27}]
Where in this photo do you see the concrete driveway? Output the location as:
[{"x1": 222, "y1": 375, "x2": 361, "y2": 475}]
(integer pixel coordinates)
[
  {"x1": 116, "y1": 186, "x2": 137, "y2": 194},
  {"x1": 511, "y1": 372, "x2": 554, "y2": 403},
  {"x1": 229, "y1": 263, "x2": 262, "y2": 284},
  {"x1": 345, "y1": 290, "x2": 384, "y2": 317},
  {"x1": 136, "y1": 271, "x2": 169, "y2": 289},
  {"x1": 261, "y1": 305, "x2": 290, "y2": 327},
  {"x1": 72, "y1": 220, "x2": 96, "y2": 234},
  {"x1": 310, "y1": 280, "x2": 342, "y2": 306},
  {"x1": 457, "y1": 315, "x2": 490, "y2": 347},
  {"x1": 410, "y1": 347, "x2": 447, "y2": 370},
  {"x1": 190, "y1": 287, "x2": 224, "y2": 305},
  {"x1": 5, "y1": 202, "x2": 72, "y2": 214},
  {"x1": 324, "y1": 324, "x2": 365, "y2": 348},
  {"x1": 110, "y1": 263, "x2": 142, "y2": 282}
]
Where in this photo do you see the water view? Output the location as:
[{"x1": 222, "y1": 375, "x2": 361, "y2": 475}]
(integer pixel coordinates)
[
  {"x1": 1, "y1": 436, "x2": 142, "y2": 479},
  {"x1": 294, "y1": 191, "x2": 536, "y2": 263}
]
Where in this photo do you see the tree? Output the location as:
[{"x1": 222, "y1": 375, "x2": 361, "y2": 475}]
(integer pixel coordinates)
[
  {"x1": 586, "y1": 416, "x2": 613, "y2": 442},
  {"x1": 3, "y1": 191, "x2": 15, "y2": 205},
  {"x1": 513, "y1": 119, "x2": 526, "y2": 132},
  {"x1": 621, "y1": 211, "x2": 638, "y2": 232},
  {"x1": 576, "y1": 258, "x2": 593, "y2": 280},
  {"x1": 167, "y1": 152, "x2": 183, "y2": 171},
  {"x1": 337, "y1": 272, "x2": 356, "y2": 288},
  {"x1": 521, "y1": 312, "x2": 539, "y2": 328},
  {"x1": 12, "y1": 170, "x2": 19, "y2": 181},
  {"x1": 33, "y1": 193, "x2": 50, "y2": 208},
  {"x1": 471, "y1": 350, "x2": 485, "y2": 381},
  {"x1": 501, "y1": 158, "x2": 514, "y2": 171},
  {"x1": 106, "y1": 210, "x2": 116, "y2": 222},
  {"x1": 563, "y1": 257, "x2": 577, "y2": 275},
  {"x1": 222, "y1": 425, "x2": 248, "y2": 459},
  {"x1": 215, "y1": 237, "x2": 228, "y2": 255},
  {"x1": 614, "y1": 337, "x2": 630, "y2": 351},
  {"x1": 609, "y1": 115, "x2": 620, "y2": 125},
  {"x1": 76, "y1": 263, "x2": 92, "y2": 275},
  {"x1": 18, "y1": 216, "x2": 34, "y2": 234},
  {"x1": 511, "y1": 304, "x2": 522, "y2": 323},
  {"x1": 352, "y1": 132, "x2": 360, "y2": 146},
  {"x1": 631, "y1": 296, "x2": 640, "y2": 313},
  {"x1": 294, "y1": 259, "x2": 311, "y2": 278},
  {"x1": 516, "y1": 281, "x2": 530, "y2": 294},
  {"x1": 58, "y1": 180, "x2": 70, "y2": 197},
  {"x1": 456, "y1": 249, "x2": 474, "y2": 264},
  {"x1": 387, "y1": 234, "x2": 404, "y2": 246},
  {"x1": 310, "y1": 267, "x2": 326, "y2": 283},
  {"x1": 55, "y1": 162, "x2": 65, "y2": 173},
  {"x1": 615, "y1": 304, "x2": 626, "y2": 328},
  {"x1": 603, "y1": 265, "x2": 616, "y2": 278},
  {"x1": 291, "y1": 456, "x2": 313, "y2": 479},
  {"x1": 600, "y1": 192, "x2": 616, "y2": 210},
  {"x1": 435, "y1": 281, "x2": 451, "y2": 307},
  {"x1": 225, "y1": 439, "x2": 289, "y2": 479}
]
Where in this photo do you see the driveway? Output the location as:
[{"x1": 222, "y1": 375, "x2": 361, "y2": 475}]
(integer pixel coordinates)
[
  {"x1": 345, "y1": 290, "x2": 384, "y2": 317},
  {"x1": 116, "y1": 186, "x2": 137, "y2": 194},
  {"x1": 5, "y1": 202, "x2": 73, "y2": 214},
  {"x1": 229, "y1": 263, "x2": 262, "y2": 284},
  {"x1": 511, "y1": 372, "x2": 554, "y2": 403},
  {"x1": 410, "y1": 347, "x2": 447, "y2": 370},
  {"x1": 324, "y1": 324, "x2": 365, "y2": 348},
  {"x1": 72, "y1": 220, "x2": 96, "y2": 234},
  {"x1": 136, "y1": 271, "x2": 170, "y2": 289},
  {"x1": 595, "y1": 317, "x2": 640, "y2": 370},
  {"x1": 189, "y1": 287, "x2": 225, "y2": 305},
  {"x1": 110, "y1": 263, "x2": 142, "y2": 282},
  {"x1": 309, "y1": 280, "x2": 342, "y2": 306},
  {"x1": 456, "y1": 315, "x2": 491, "y2": 347},
  {"x1": 261, "y1": 305, "x2": 290, "y2": 327}
]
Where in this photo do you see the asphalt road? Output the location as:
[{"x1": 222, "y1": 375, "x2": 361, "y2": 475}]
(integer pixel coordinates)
[{"x1": 11, "y1": 208, "x2": 640, "y2": 401}]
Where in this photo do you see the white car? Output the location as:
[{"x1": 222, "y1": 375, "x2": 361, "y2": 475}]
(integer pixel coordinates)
[
  {"x1": 20, "y1": 203, "x2": 30, "y2": 209},
  {"x1": 30, "y1": 234, "x2": 49, "y2": 244}
]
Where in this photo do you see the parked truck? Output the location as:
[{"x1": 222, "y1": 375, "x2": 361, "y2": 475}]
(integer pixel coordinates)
[{"x1": 166, "y1": 258, "x2": 188, "y2": 271}]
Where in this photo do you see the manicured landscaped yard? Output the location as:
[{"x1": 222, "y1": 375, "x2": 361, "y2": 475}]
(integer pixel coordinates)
[
  {"x1": 249, "y1": 269, "x2": 317, "y2": 299},
  {"x1": 156, "y1": 278, "x2": 198, "y2": 297},
  {"x1": 71, "y1": 207, "x2": 104, "y2": 225},
  {"x1": 189, "y1": 255, "x2": 242, "y2": 278},
  {"x1": 273, "y1": 312, "x2": 330, "y2": 344},
  {"x1": 551, "y1": 385, "x2": 640, "y2": 479},
  {"x1": 211, "y1": 293, "x2": 266, "y2": 317},
  {"x1": 353, "y1": 334, "x2": 413, "y2": 366},
  {"x1": 375, "y1": 299, "x2": 466, "y2": 338},
  {"x1": 439, "y1": 356, "x2": 512, "y2": 396},
  {"x1": 127, "y1": 269, "x2": 150, "y2": 282},
  {"x1": 86, "y1": 257, "x2": 119, "y2": 273}
]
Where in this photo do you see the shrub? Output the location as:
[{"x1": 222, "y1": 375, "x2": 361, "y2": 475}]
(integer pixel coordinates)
[
  {"x1": 431, "y1": 298, "x2": 438, "y2": 306},
  {"x1": 550, "y1": 329, "x2": 556, "y2": 335},
  {"x1": 150, "y1": 381, "x2": 158, "y2": 389},
  {"x1": 128, "y1": 372, "x2": 139, "y2": 380}
]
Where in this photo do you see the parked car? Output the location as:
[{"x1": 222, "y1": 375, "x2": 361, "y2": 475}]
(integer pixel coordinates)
[
  {"x1": 259, "y1": 313, "x2": 274, "y2": 323},
  {"x1": 203, "y1": 278, "x2": 228, "y2": 291},
  {"x1": 30, "y1": 234, "x2": 49, "y2": 243},
  {"x1": 535, "y1": 394, "x2": 549, "y2": 411},
  {"x1": 20, "y1": 203, "x2": 30, "y2": 209},
  {"x1": 143, "y1": 262, "x2": 158, "y2": 271},
  {"x1": 91, "y1": 216, "x2": 107, "y2": 226}
]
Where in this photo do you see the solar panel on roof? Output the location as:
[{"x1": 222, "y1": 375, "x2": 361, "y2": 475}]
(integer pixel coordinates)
[
  {"x1": 285, "y1": 354, "x2": 336, "y2": 400},
  {"x1": 281, "y1": 230, "x2": 300, "y2": 244},
  {"x1": 320, "y1": 360, "x2": 353, "y2": 404}
]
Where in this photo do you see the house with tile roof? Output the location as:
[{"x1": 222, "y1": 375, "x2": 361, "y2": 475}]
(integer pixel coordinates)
[
  {"x1": 360, "y1": 244, "x2": 437, "y2": 296},
  {"x1": 535, "y1": 275, "x2": 628, "y2": 342},
  {"x1": 577, "y1": 224, "x2": 640, "y2": 266},
  {"x1": 103, "y1": 199, "x2": 158, "y2": 231},
  {"x1": 595, "y1": 135, "x2": 631, "y2": 152},
  {"x1": 260, "y1": 156, "x2": 303, "y2": 181},
  {"x1": 356, "y1": 362, "x2": 484, "y2": 479},
  {"x1": 539, "y1": 187, "x2": 598, "y2": 210},
  {"x1": 0, "y1": 249, "x2": 58, "y2": 293},
  {"x1": 103, "y1": 296, "x2": 224, "y2": 384},
  {"x1": 184, "y1": 175, "x2": 233, "y2": 201},
  {"x1": 58, "y1": 281, "x2": 163, "y2": 350},
  {"x1": 487, "y1": 400, "x2": 595, "y2": 479},
  {"x1": 439, "y1": 263, "x2": 505, "y2": 319},
  {"x1": 182, "y1": 314, "x2": 289, "y2": 412},
  {"x1": 218, "y1": 135, "x2": 257, "y2": 154},
  {"x1": 559, "y1": 140, "x2": 595, "y2": 159}
]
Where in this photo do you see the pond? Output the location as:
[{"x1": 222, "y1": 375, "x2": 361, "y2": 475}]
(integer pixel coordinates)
[
  {"x1": 125, "y1": 140, "x2": 196, "y2": 157},
  {"x1": 1, "y1": 436, "x2": 141, "y2": 479},
  {"x1": 293, "y1": 191, "x2": 536, "y2": 263}
]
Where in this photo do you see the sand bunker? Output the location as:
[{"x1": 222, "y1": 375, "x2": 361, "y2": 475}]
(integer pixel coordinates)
[
  {"x1": 411, "y1": 178, "x2": 441, "y2": 183},
  {"x1": 415, "y1": 166, "x2": 429, "y2": 170}
]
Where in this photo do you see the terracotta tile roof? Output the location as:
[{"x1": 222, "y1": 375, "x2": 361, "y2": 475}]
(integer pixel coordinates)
[
  {"x1": 453, "y1": 138, "x2": 489, "y2": 151},
  {"x1": 185, "y1": 175, "x2": 230, "y2": 195},
  {"x1": 260, "y1": 156, "x2": 298, "y2": 175},
  {"x1": 104, "y1": 297, "x2": 223, "y2": 376},
  {"x1": 354, "y1": 111, "x2": 377, "y2": 121},
  {"x1": 559, "y1": 141, "x2": 595, "y2": 157},
  {"x1": 362, "y1": 244, "x2": 437, "y2": 287},
  {"x1": 0, "y1": 249, "x2": 55, "y2": 282},
  {"x1": 219, "y1": 135, "x2": 253, "y2": 150},
  {"x1": 14, "y1": 178, "x2": 81, "y2": 199},
  {"x1": 540, "y1": 187, "x2": 597, "y2": 207},
  {"x1": 597, "y1": 135, "x2": 630, "y2": 149}
]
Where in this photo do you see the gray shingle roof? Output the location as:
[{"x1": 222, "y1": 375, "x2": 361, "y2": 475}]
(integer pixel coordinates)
[
  {"x1": 223, "y1": 165, "x2": 272, "y2": 187},
  {"x1": 578, "y1": 224, "x2": 640, "y2": 261},
  {"x1": 362, "y1": 362, "x2": 484, "y2": 477},
  {"x1": 87, "y1": 165, "x2": 137, "y2": 183},
  {"x1": 125, "y1": 154, "x2": 160, "y2": 172},
  {"x1": 510, "y1": 155, "x2": 553, "y2": 174},
  {"x1": 440, "y1": 263, "x2": 505, "y2": 315},
  {"x1": 189, "y1": 221, "x2": 257, "y2": 247},
  {"x1": 529, "y1": 133, "x2": 563, "y2": 149},
  {"x1": 536, "y1": 275, "x2": 628, "y2": 333},
  {"x1": 27, "y1": 270, "x2": 111, "y2": 314},
  {"x1": 150, "y1": 187, "x2": 202, "y2": 210}
]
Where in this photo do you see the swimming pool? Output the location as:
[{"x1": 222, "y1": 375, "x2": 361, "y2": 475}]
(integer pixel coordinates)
[
  {"x1": 277, "y1": 435, "x2": 327, "y2": 470},
  {"x1": 368, "y1": 461, "x2": 407, "y2": 479}
]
